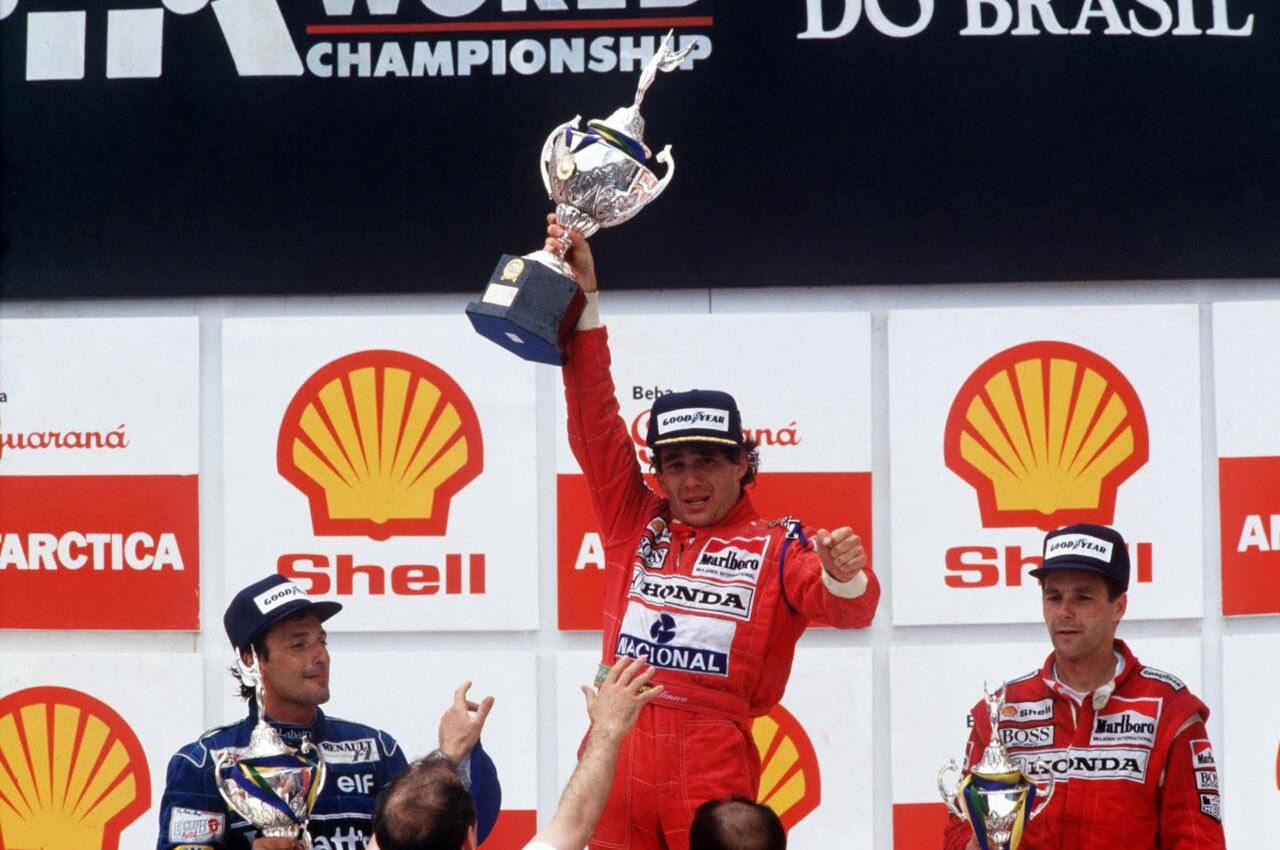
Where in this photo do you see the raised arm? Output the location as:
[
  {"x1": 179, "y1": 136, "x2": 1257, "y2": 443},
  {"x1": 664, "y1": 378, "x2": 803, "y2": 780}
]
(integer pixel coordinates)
[
  {"x1": 531, "y1": 658, "x2": 663, "y2": 850},
  {"x1": 781, "y1": 523, "x2": 880, "y2": 628}
]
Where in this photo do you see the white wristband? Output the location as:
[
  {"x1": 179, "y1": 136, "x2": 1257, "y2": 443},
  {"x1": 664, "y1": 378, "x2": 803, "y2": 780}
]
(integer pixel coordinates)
[{"x1": 576, "y1": 290, "x2": 601, "y2": 331}]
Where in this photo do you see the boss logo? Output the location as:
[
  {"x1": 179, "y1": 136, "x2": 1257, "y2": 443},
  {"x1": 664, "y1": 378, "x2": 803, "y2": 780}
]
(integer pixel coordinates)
[{"x1": 999, "y1": 724, "x2": 1054, "y2": 749}]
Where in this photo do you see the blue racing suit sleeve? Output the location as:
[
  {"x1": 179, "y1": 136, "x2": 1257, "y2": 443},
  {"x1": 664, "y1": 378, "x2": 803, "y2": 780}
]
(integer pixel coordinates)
[
  {"x1": 470, "y1": 741, "x2": 502, "y2": 845},
  {"x1": 155, "y1": 748, "x2": 238, "y2": 849}
]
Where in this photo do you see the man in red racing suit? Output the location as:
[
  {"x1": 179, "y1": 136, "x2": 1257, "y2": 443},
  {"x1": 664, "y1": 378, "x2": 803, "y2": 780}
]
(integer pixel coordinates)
[
  {"x1": 550, "y1": 218, "x2": 881, "y2": 850},
  {"x1": 942, "y1": 524, "x2": 1226, "y2": 850}
]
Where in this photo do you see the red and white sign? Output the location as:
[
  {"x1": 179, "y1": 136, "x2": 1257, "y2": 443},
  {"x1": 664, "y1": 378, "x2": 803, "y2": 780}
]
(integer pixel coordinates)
[
  {"x1": 888, "y1": 305, "x2": 1203, "y2": 625},
  {"x1": 222, "y1": 317, "x2": 537, "y2": 631},
  {"x1": 889, "y1": 637, "x2": 1202, "y2": 849},
  {"x1": 555, "y1": 313, "x2": 872, "y2": 630},
  {"x1": 1222, "y1": 634, "x2": 1278, "y2": 847},
  {"x1": 0, "y1": 651, "x2": 202, "y2": 850},
  {"x1": 555, "y1": 645, "x2": 874, "y2": 847},
  {"x1": 1213, "y1": 301, "x2": 1280, "y2": 616},
  {"x1": 216, "y1": 648, "x2": 538, "y2": 850},
  {"x1": 0, "y1": 318, "x2": 200, "y2": 629}
]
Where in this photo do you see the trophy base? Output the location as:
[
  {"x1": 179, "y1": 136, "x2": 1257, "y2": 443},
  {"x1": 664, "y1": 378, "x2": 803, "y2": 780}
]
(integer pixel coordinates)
[{"x1": 466, "y1": 253, "x2": 586, "y2": 366}]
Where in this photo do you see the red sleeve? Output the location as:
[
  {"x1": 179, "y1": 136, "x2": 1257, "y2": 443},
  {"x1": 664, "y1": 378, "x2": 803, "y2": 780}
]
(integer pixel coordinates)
[
  {"x1": 562, "y1": 327, "x2": 660, "y2": 548},
  {"x1": 941, "y1": 709, "x2": 986, "y2": 850},
  {"x1": 1157, "y1": 718, "x2": 1226, "y2": 849},
  {"x1": 780, "y1": 539, "x2": 880, "y2": 629}
]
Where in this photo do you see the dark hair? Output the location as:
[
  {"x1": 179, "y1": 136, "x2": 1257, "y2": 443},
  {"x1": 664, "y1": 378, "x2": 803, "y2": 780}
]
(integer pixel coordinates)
[
  {"x1": 652, "y1": 438, "x2": 761, "y2": 487},
  {"x1": 373, "y1": 757, "x2": 476, "y2": 850},
  {"x1": 689, "y1": 797, "x2": 786, "y2": 850}
]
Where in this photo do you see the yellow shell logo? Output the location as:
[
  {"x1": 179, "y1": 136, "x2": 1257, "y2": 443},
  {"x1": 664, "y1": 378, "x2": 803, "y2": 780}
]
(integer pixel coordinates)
[
  {"x1": 0, "y1": 686, "x2": 151, "y2": 850},
  {"x1": 752, "y1": 704, "x2": 820, "y2": 831},
  {"x1": 278, "y1": 350, "x2": 484, "y2": 540},
  {"x1": 944, "y1": 341, "x2": 1149, "y2": 531}
]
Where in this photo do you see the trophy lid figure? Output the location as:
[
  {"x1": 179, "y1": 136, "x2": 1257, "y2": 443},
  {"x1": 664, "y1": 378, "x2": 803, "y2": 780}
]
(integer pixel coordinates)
[
  {"x1": 542, "y1": 217, "x2": 881, "y2": 850},
  {"x1": 940, "y1": 525, "x2": 1227, "y2": 850}
]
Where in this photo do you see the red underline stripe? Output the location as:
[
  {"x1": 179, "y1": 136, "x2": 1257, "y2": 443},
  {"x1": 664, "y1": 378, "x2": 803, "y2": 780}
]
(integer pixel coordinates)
[{"x1": 306, "y1": 15, "x2": 713, "y2": 36}]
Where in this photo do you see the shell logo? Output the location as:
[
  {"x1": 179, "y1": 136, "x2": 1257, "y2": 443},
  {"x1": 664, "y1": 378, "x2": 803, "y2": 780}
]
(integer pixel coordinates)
[
  {"x1": 944, "y1": 341, "x2": 1149, "y2": 531},
  {"x1": 278, "y1": 351, "x2": 484, "y2": 540},
  {"x1": 752, "y1": 704, "x2": 820, "y2": 831},
  {"x1": 0, "y1": 686, "x2": 151, "y2": 850}
]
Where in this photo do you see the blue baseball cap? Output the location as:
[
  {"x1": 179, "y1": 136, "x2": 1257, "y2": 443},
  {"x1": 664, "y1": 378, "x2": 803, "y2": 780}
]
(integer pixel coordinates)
[
  {"x1": 224, "y1": 575, "x2": 342, "y2": 650},
  {"x1": 646, "y1": 389, "x2": 744, "y2": 450}
]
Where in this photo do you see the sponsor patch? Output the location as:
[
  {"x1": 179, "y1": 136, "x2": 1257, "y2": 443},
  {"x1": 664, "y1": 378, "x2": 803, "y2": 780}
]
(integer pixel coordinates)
[
  {"x1": 633, "y1": 516, "x2": 671, "y2": 572},
  {"x1": 1200, "y1": 793, "x2": 1222, "y2": 821},
  {"x1": 319, "y1": 738, "x2": 381, "y2": 764},
  {"x1": 1000, "y1": 724, "x2": 1055, "y2": 750},
  {"x1": 656, "y1": 407, "x2": 730, "y2": 434},
  {"x1": 630, "y1": 568, "x2": 756, "y2": 621},
  {"x1": 169, "y1": 808, "x2": 225, "y2": 843},
  {"x1": 1000, "y1": 698, "x2": 1054, "y2": 723},
  {"x1": 1139, "y1": 667, "x2": 1185, "y2": 692},
  {"x1": 1190, "y1": 739, "x2": 1216, "y2": 769},
  {"x1": 1089, "y1": 697, "x2": 1161, "y2": 748},
  {"x1": 1195, "y1": 769, "x2": 1219, "y2": 791},
  {"x1": 253, "y1": 581, "x2": 307, "y2": 614},
  {"x1": 1044, "y1": 532, "x2": 1114, "y2": 561},
  {"x1": 1014, "y1": 747, "x2": 1150, "y2": 784},
  {"x1": 615, "y1": 606, "x2": 734, "y2": 677},
  {"x1": 691, "y1": 536, "x2": 770, "y2": 584}
]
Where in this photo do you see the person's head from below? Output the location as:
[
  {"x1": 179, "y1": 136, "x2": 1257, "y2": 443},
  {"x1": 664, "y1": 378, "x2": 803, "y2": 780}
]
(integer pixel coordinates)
[
  {"x1": 646, "y1": 389, "x2": 759, "y2": 527},
  {"x1": 370, "y1": 755, "x2": 475, "y2": 850},
  {"x1": 223, "y1": 575, "x2": 342, "y2": 720},
  {"x1": 1030, "y1": 524, "x2": 1130, "y2": 664},
  {"x1": 689, "y1": 796, "x2": 786, "y2": 850}
]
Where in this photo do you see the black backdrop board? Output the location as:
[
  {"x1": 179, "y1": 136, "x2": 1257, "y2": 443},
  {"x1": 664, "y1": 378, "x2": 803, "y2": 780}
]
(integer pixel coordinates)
[{"x1": 1, "y1": 0, "x2": 1276, "y2": 298}]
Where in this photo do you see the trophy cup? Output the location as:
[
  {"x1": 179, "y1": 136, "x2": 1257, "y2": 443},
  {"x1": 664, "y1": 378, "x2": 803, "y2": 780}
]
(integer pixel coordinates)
[
  {"x1": 938, "y1": 685, "x2": 1056, "y2": 850},
  {"x1": 213, "y1": 654, "x2": 328, "y2": 847},
  {"x1": 466, "y1": 30, "x2": 694, "y2": 365}
]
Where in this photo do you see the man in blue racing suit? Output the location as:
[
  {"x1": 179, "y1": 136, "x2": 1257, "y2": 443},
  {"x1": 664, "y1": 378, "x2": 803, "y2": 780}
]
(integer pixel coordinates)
[{"x1": 156, "y1": 575, "x2": 501, "y2": 850}]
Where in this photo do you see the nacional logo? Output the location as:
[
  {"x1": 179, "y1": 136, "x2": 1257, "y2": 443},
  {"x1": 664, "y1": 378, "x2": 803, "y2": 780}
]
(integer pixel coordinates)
[
  {"x1": 752, "y1": 704, "x2": 821, "y2": 831},
  {"x1": 944, "y1": 341, "x2": 1149, "y2": 531},
  {"x1": 0, "y1": 686, "x2": 151, "y2": 850},
  {"x1": 615, "y1": 606, "x2": 732, "y2": 676},
  {"x1": 278, "y1": 350, "x2": 483, "y2": 540}
]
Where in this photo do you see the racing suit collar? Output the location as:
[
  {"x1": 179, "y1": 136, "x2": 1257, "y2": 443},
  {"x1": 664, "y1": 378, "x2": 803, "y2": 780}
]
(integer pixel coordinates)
[
  {"x1": 1041, "y1": 639, "x2": 1139, "y2": 710},
  {"x1": 667, "y1": 491, "x2": 758, "y2": 532},
  {"x1": 247, "y1": 696, "x2": 327, "y2": 745}
]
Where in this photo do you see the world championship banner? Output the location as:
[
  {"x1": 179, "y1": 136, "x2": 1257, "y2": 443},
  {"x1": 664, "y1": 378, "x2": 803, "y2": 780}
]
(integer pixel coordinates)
[
  {"x1": 221, "y1": 315, "x2": 539, "y2": 631},
  {"x1": 0, "y1": 317, "x2": 201, "y2": 630},
  {"x1": 1, "y1": 2, "x2": 1276, "y2": 298},
  {"x1": 887, "y1": 304, "x2": 1203, "y2": 625},
  {"x1": 1213, "y1": 301, "x2": 1280, "y2": 616},
  {"x1": 554, "y1": 313, "x2": 873, "y2": 631}
]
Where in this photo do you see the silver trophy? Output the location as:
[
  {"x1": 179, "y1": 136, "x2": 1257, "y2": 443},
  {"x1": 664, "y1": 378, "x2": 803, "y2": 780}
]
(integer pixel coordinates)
[
  {"x1": 213, "y1": 654, "x2": 328, "y2": 847},
  {"x1": 938, "y1": 685, "x2": 1056, "y2": 850},
  {"x1": 467, "y1": 30, "x2": 694, "y2": 365}
]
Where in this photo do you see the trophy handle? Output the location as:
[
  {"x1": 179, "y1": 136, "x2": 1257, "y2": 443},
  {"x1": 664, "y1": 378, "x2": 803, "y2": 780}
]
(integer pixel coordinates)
[
  {"x1": 937, "y1": 759, "x2": 967, "y2": 819},
  {"x1": 649, "y1": 145, "x2": 675, "y2": 199},
  {"x1": 1028, "y1": 765, "x2": 1057, "y2": 820},
  {"x1": 540, "y1": 116, "x2": 581, "y2": 198}
]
